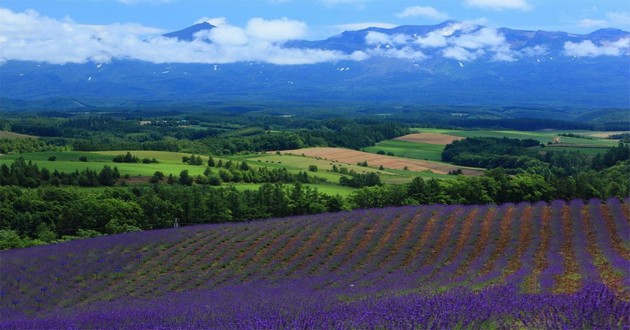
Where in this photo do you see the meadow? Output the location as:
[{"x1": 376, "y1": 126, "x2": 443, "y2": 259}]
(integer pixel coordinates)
[
  {"x1": 363, "y1": 140, "x2": 444, "y2": 162},
  {"x1": 1, "y1": 198, "x2": 628, "y2": 329},
  {"x1": 0, "y1": 148, "x2": 461, "y2": 194},
  {"x1": 410, "y1": 128, "x2": 621, "y2": 145},
  {"x1": 359, "y1": 128, "x2": 623, "y2": 167}
]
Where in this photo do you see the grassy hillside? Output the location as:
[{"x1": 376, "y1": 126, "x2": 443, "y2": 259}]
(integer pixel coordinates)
[
  {"x1": 2, "y1": 198, "x2": 628, "y2": 328},
  {"x1": 0, "y1": 131, "x2": 37, "y2": 139},
  {"x1": 412, "y1": 128, "x2": 621, "y2": 147}
]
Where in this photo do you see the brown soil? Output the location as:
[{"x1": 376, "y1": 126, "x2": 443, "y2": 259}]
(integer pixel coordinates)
[
  {"x1": 395, "y1": 133, "x2": 463, "y2": 145},
  {"x1": 279, "y1": 147, "x2": 483, "y2": 175}
]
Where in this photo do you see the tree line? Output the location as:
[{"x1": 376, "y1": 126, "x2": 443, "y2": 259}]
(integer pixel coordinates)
[{"x1": 2, "y1": 158, "x2": 628, "y2": 250}]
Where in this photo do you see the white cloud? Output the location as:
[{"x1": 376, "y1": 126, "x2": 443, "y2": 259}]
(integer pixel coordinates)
[
  {"x1": 563, "y1": 39, "x2": 629, "y2": 57},
  {"x1": 443, "y1": 47, "x2": 483, "y2": 61},
  {"x1": 521, "y1": 45, "x2": 547, "y2": 57},
  {"x1": 464, "y1": 0, "x2": 531, "y2": 11},
  {"x1": 195, "y1": 17, "x2": 228, "y2": 27},
  {"x1": 365, "y1": 31, "x2": 410, "y2": 46},
  {"x1": 204, "y1": 25, "x2": 248, "y2": 46},
  {"x1": 450, "y1": 27, "x2": 506, "y2": 49},
  {"x1": 246, "y1": 17, "x2": 307, "y2": 42},
  {"x1": 0, "y1": 8, "x2": 357, "y2": 65},
  {"x1": 415, "y1": 31, "x2": 448, "y2": 48},
  {"x1": 396, "y1": 6, "x2": 449, "y2": 20}
]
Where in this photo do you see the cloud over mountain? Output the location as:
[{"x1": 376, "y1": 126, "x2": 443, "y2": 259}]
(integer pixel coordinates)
[{"x1": 0, "y1": 8, "x2": 628, "y2": 66}]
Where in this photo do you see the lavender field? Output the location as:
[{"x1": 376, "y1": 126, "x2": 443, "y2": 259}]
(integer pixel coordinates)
[{"x1": 1, "y1": 198, "x2": 629, "y2": 329}]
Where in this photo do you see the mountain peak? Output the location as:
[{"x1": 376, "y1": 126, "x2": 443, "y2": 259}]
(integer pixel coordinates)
[{"x1": 163, "y1": 22, "x2": 215, "y2": 41}]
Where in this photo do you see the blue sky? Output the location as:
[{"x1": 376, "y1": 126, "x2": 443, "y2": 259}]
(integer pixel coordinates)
[
  {"x1": 2, "y1": 0, "x2": 629, "y2": 38},
  {"x1": 1, "y1": 0, "x2": 628, "y2": 65}
]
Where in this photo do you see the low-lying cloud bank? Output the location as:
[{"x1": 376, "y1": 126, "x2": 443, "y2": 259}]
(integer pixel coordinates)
[
  {"x1": 0, "y1": 8, "x2": 362, "y2": 65},
  {"x1": 0, "y1": 8, "x2": 628, "y2": 65}
]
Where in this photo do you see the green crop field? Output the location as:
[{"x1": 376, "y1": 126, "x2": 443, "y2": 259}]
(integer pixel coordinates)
[
  {"x1": 411, "y1": 128, "x2": 621, "y2": 147},
  {"x1": 240, "y1": 153, "x2": 446, "y2": 184},
  {"x1": 0, "y1": 151, "x2": 215, "y2": 178},
  {"x1": 364, "y1": 140, "x2": 444, "y2": 162},
  {"x1": 228, "y1": 182, "x2": 356, "y2": 196},
  {"x1": 0, "y1": 131, "x2": 38, "y2": 139}
]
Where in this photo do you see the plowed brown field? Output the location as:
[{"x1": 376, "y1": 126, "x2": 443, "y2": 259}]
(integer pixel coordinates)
[
  {"x1": 279, "y1": 147, "x2": 483, "y2": 175},
  {"x1": 395, "y1": 133, "x2": 462, "y2": 145}
]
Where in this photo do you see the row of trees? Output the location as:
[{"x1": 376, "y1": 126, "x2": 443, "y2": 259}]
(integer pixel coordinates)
[
  {"x1": 349, "y1": 161, "x2": 629, "y2": 208},
  {"x1": 443, "y1": 137, "x2": 630, "y2": 177},
  {"x1": 0, "y1": 158, "x2": 122, "y2": 188},
  {"x1": 2, "y1": 114, "x2": 409, "y2": 156},
  {"x1": 2, "y1": 158, "x2": 628, "y2": 249},
  {"x1": 0, "y1": 183, "x2": 343, "y2": 249}
]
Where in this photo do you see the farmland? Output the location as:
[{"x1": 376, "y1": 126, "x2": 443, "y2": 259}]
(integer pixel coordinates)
[
  {"x1": 279, "y1": 147, "x2": 483, "y2": 176},
  {"x1": 0, "y1": 131, "x2": 37, "y2": 139},
  {"x1": 1, "y1": 198, "x2": 628, "y2": 328}
]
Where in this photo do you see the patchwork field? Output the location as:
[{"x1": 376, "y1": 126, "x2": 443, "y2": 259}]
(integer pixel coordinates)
[
  {"x1": 0, "y1": 131, "x2": 38, "y2": 139},
  {"x1": 1, "y1": 198, "x2": 628, "y2": 328},
  {"x1": 412, "y1": 128, "x2": 622, "y2": 147},
  {"x1": 395, "y1": 132, "x2": 463, "y2": 145},
  {"x1": 280, "y1": 147, "x2": 484, "y2": 175}
]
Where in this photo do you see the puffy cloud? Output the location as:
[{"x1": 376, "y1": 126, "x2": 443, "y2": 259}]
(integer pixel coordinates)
[
  {"x1": 365, "y1": 31, "x2": 410, "y2": 46},
  {"x1": 450, "y1": 27, "x2": 506, "y2": 49},
  {"x1": 396, "y1": 6, "x2": 449, "y2": 20},
  {"x1": 195, "y1": 17, "x2": 228, "y2": 27},
  {"x1": 0, "y1": 9, "x2": 350, "y2": 65},
  {"x1": 368, "y1": 47, "x2": 427, "y2": 61},
  {"x1": 521, "y1": 45, "x2": 547, "y2": 57},
  {"x1": 246, "y1": 17, "x2": 307, "y2": 42},
  {"x1": 443, "y1": 47, "x2": 484, "y2": 61},
  {"x1": 564, "y1": 39, "x2": 630, "y2": 57},
  {"x1": 204, "y1": 25, "x2": 248, "y2": 46},
  {"x1": 415, "y1": 22, "x2": 466, "y2": 48},
  {"x1": 415, "y1": 31, "x2": 448, "y2": 48},
  {"x1": 464, "y1": 0, "x2": 531, "y2": 11}
]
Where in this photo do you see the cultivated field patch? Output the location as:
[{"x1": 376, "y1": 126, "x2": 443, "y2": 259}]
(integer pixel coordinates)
[
  {"x1": 280, "y1": 147, "x2": 483, "y2": 175},
  {"x1": 0, "y1": 131, "x2": 38, "y2": 139},
  {"x1": 395, "y1": 132, "x2": 463, "y2": 145},
  {"x1": 1, "y1": 198, "x2": 627, "y2": 328}
]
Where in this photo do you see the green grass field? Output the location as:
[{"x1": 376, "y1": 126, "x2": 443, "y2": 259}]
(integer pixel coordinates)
[
  {"x1": 0, "y1": 148, "x2": 446, "y2": 190},
  {"x1": 228, "y1": 182, "x2": 356, "y2": 196},
  {"x1": 240, "y1": 153, "x2": 448, "y2": 184},
  {"x1": 0, "y1": 131, "x2": 38, "y2": 139},
  {"x1": 5, "y1": 126, "x2": 615, "y2": 191},
  {"x1": 410, "y1": 128, "x2": 620, "y2": 147},
  {"x1": 364, "y1": 140, "x2": 444, "y2": 162},
  {"x1": 0, "y1": 151, "x2": 214, "y2": 177}
]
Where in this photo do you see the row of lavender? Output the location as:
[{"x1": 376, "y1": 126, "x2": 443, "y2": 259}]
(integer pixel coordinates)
[{"x1": 1, "y1": 198, "x2": 628, "y2": 328}]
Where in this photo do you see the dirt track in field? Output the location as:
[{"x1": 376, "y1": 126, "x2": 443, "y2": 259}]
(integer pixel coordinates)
[
  {"x1": 279, "y1": 147, "x2": 483, "y2": 176},
  {"x1": 395, "y1": 133, "x2": 463, "y2": 145}
]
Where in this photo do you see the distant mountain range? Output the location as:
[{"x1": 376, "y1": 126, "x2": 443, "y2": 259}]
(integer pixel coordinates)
[{"x1": 1, "y1": 21, "x2": 628, "y2": 109}]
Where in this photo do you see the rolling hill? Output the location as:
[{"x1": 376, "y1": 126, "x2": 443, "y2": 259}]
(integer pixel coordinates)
[{"x1": 2, "y1": 198, "x2": 628, "y2": 328}]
